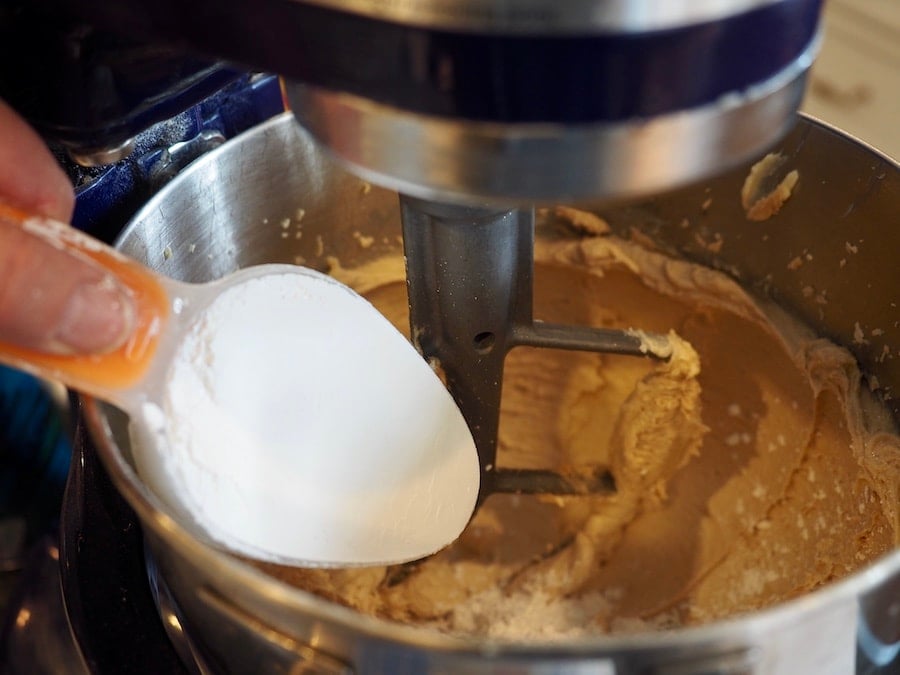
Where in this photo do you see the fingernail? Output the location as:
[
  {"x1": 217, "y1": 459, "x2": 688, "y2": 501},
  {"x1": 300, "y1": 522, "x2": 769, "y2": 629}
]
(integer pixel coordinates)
[{"x1": 53, "y1": 276, "x2": 135, "y2": 354}]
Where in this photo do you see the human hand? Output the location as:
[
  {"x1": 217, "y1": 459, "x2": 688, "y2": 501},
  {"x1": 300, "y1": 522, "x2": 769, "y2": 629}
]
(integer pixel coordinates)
[{"x1": 0, "y1": 99, "x2": 134, "y2": 354}]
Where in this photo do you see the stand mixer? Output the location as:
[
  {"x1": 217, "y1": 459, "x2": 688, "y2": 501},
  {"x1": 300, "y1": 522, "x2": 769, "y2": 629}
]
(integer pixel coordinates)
[
  {"x1": 0, "y1": 0, "x2": 824, "y2": 502},
  {"x1": 5, "y1": 3, "x2": 900, "y2": 671}
]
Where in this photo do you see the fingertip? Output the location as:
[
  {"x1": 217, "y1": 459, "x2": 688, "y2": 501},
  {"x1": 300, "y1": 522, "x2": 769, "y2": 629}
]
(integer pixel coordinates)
[
  {"x1": 31, "y1": 183, "x2": 76, "y2": 223},
  {"x1": 0, "y1": 98, "x2": 75, "y2": 223}
]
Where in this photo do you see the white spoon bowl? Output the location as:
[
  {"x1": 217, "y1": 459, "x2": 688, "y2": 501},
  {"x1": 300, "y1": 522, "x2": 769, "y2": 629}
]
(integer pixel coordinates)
[{"x1": 0, "y1": 204, "x2": 479, "y2": 567}]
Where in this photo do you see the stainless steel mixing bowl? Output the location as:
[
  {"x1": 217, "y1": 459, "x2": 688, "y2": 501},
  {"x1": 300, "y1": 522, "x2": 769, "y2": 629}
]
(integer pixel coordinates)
[{"x1": 82, "y1": 112, "x2": 899, "y2": 674}]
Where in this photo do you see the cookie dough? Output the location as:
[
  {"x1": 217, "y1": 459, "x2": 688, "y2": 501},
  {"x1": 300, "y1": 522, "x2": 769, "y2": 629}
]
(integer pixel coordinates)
[{"x1": 260, "y1": 215, "x2": 899, "y2": 640}]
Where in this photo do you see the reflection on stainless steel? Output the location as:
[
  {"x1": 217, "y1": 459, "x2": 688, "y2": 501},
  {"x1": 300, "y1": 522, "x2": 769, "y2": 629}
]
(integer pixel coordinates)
[
  {"x1": 66, "y1": 138, "x2": 137, "y2": 168},
  {"x1": 145, "y1": 551, "x2": 211, "y2": 675},
  {"x1": 193, "y1": 585, "x2": 352, "y2": 674},
  {"x1": 77, "y1": 112, "x2": 899, "y2": 673},
  {"x1": 289, "y1": 0, "x2": 789, "y2": 32},
  {"x1": 0, "y1": 538, "x2": 88, "y2": 675}
]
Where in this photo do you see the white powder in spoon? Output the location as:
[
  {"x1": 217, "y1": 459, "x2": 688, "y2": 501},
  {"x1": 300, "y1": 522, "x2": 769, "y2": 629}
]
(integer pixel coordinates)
[{"x1": 129, "y1": 270, "x2": 478, "y2": 567}]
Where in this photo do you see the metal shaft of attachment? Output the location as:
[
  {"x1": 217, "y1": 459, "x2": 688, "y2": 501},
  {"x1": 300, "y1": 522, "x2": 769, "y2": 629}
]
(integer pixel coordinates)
[{"x1": 400, "y1": 195, "x2": 664, "y2": 501}]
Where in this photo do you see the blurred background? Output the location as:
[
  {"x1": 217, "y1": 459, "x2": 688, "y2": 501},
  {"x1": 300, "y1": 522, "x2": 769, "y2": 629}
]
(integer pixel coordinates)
[{"x1": 803, "y1": 0, "x2": 899, "y2": 159}]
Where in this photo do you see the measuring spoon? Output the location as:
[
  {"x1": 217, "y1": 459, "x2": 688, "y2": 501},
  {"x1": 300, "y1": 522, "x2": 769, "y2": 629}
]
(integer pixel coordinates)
[{"x1": 0, "y1": 203, "x2": 479, "y2": 567}]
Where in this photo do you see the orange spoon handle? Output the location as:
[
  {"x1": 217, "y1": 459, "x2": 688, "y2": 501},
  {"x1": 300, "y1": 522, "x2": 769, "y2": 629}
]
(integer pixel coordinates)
[{"x1": 0, "y1": 202, "x2": 170, "y2": 393}]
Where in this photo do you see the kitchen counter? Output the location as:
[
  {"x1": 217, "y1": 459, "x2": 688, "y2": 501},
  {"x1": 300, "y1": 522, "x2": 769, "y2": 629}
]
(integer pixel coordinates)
[{"x1": 803, "y1": 0, "x2": 900, "y2": 160}]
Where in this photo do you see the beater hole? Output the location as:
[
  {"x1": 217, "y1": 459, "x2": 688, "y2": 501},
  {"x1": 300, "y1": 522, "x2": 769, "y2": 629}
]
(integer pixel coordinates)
[{"x1": 473, "y1": 332, "x2": 496, "y2": 354}]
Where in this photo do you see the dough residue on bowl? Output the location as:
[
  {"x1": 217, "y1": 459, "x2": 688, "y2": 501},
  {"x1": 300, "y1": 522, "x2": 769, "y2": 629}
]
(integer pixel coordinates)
[{"x1": 257, "y1": 212, "x2": 899, "y2": 640}]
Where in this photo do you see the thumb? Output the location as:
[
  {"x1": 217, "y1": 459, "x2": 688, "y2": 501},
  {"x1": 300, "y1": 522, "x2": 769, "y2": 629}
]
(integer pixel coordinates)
[
  {"x1": 0, "y1": 227, "x2": 135, "y2": 355},
  {"x1": 0, "y1": 99, "x2": 75, "y2": 222}
]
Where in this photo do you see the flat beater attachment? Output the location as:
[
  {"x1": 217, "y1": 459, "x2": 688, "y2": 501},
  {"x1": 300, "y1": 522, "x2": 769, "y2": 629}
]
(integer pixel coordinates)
[{"x1": 400, "y1": 196, "x2": 665, "y2": 503}]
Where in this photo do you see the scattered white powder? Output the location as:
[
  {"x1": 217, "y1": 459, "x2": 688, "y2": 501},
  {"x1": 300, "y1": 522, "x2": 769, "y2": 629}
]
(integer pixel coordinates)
[{"x1": 446, "y1": 587, "x2": 618, "y2": 640}]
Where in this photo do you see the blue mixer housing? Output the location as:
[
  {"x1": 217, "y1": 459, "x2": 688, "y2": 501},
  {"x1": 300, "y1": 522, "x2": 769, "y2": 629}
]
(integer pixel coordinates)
[{"x1": 69, "y1": 74, "x2": 284, "y2": 239}]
